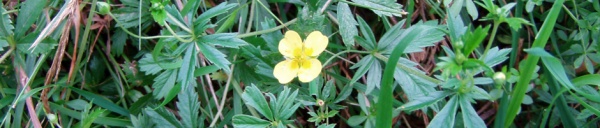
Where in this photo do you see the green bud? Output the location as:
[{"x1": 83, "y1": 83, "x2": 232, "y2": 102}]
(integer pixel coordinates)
[
  {"x1": 493, "y1": 72, "x2": 506, "y2": 86},
  {"x1": 454, "y1": 41, "x2": 464, "y2": 50},
  {"x1": 455, "y1": 53, "x2": 466, "y2": 64},
  {"x1": 47, "y1": 113, "x2": 58, "y2": 124},
  {"x1": 96, "y1": 2, "x2": 111, "y2": 15}
]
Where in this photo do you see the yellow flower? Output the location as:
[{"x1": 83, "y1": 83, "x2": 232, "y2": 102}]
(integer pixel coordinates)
[{"x1": 273, "y1": 30, "x2": 328, "y2": 84}]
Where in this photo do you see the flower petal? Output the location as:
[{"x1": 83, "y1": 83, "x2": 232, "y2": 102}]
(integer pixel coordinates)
[
  {"x1": 298, "y1": 59, "x2": 322, "y2": 82},
  {"x1": 279, "y1": 31, "x2": 303, "y2": 58},
  {"x1": 273, "y1": 59, "x2": 299, "y2": 84},
  {"x1": 303, "y1": 31, "x2": 328, "y2": 57}
]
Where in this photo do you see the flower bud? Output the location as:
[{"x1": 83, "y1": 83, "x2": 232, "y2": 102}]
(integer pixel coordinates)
[
  {"x1": 47, "y1": 113, "x2": 58, "y2": 124},
  {"x1": 316, "y1": 99, "x2": 325, "y2": 107},
  {"x1": 454, "y1": 41, "x2": 464, "y2": 50},
  {"x1": 455, "y1": 53, "x2": 466, "y2": 64},
  {"x1": 493, "y1": 72, "x2": 506, "y2": 86},
  {"x1": 96, "y1": 2, "x2": 111, "y2": 15}
]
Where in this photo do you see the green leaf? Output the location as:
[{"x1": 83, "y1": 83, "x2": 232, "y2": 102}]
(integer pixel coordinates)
[
  {"x1": 194, "y1": 65, "x2": 219, "y2": 77},
  {"x1": 505, "y1": 17, "x2": 531, "y2": 30},
  {"x1": 0, "y1": 3, "x2": 14, "y2": 37},
  {"x1": 505, "y1": 0, "x2": 566, "y2": 125},
  {"x1": 80, "y1": 108, "x2": 107, "y2": 128},
  {"x1": 232, "y1": 115, "x2": 270, "y2": 128},
  {"x1": 356, "y1": 16, "x2": 376, "y2": 50},
  {"x1": 176, "y1": 85, "x2": 201, "y2": 128},
  {"x1": 459, "y1": 95, "x2": 486, "y2": 128},
  {"x1": 198, "y1": 42, "x2": 232, "y2": 73},
  {"x1": 380, "y1": 21, "x2": 445, "y2": 54},
  {"x1": 14, "y1": 0, "x2": 45, "y2": 38},
  {"x1": 465, "y1": 0, "x2": 479, "y2": 20},
  {"x1": 152, "y1": 69, "x2": 178, "y2": 99},
  {"x1": 347, "y1": 115, "x2": 367, "y2": 127},
  {"x1": 180, "y1": 0, "x2": 200, "y2": 15},
  {"x1": 524, "y1": 48, "x2": 575, "y2": 89},
  {"x1": 241, "y1": 85, "x2": 274, "y2": 121},
  {"x1": 49, "y1": 103, "x2": 130, "y2": 127},
  {"x1": 462, "y1": 25, "x2": 490, "y2": 54},
  {"x1": 178, "y1": 44, "x2": 197, "y2": 87},
  {"x1": 68, "y1": 87, "x2": 130, "y2": 116},
  {"x1": 352, "y1": 0, "x2": 404, "y2": 17},
  {"x1": 337, "y1": 3, "x2": 358, "y2": 46},
  {"x1": 427, "y1": 95, "x2": 459, "y2": 128},
  {"x1": 151, "y1": 9, "x2": 167, "y2": 26},
  {"x1": 139, "y1": 54, "x2": 165, "y2": 75},
  {"x1": 200, "y1": 33, "x2": 249, "y2": 48},
  {"x1": 197, "y1": 2, "x2": 239, "y2": 23},
  {"x1": 143, "y1": 107, "x2": 183, "y2": 128},
  {"x1": 17, "y1": 33, "x2": 57, "y2": 55},
  {"x1": 573, "y1": 74, "x2": 600, "y2": 86},
  {"x1": 0, "y1": 38, "x2": 7, "y2": 52},
  {"x1": 400, "y1": 91, "x2": 452, "y2": 111},
  {"x1": 111, "y1": 30, "x2": 127, "y2": 56},
  {"x1": 349, "y1": 55, "x2": 374, "y2": 88}
]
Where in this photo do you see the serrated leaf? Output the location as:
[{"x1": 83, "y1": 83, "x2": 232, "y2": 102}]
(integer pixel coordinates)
[
  {"x1": 427, "y1": 95, "x2": 459, "y2": 128},
  {"x1": 176, "y1": 85, "x2": 201, "y2": 128},
  {"x1": 0, "y1": 3, "x2": 14, "y2": 37},
  {"x1": 152, "y1": 69, "x2": 178, "y2": 99},
  {"x1": 200, "y1": 33, "x2": 249, "y2": 48},
  {"x1": 505, "y1": 17, "x2": 531, "y2": 30},
  {"x1": 178, "y1": 44, "x2": 197, "y2": 88},
  {"x1": 352, "y1": 0, "x2": 404, "y2": 17},
  {"x1": 481, "y1": 47, "x2": 511, "y2": 67},
  {"x1": 337, "y1": 3, "x2": 358, "y2": 46},
  {"x1": 379, "y1": 21, "x2": 445, "y2": 53},
  {"x1": 139, "y1": 54, "x2": 165, "y2": 75},
  {"x1": 232, "y1": 115, "x2": 270, "y2": 128},
  {"x1": 143, "y1": 107, "x2": 183, "y2": 128},
  {"x1": 111, "y1": 29, "x2": 127, "y2": 56},
  {"x1": 459, "y1": 95, "x2": 486, "y2": 128},
  {"x1": 15, "y1": 0, "x2": 45, "y2": 38},
  {"x1": 197, "y1": 2, "x2": 239, "y2": 23},
  {"x1": 241, "y1": 85, "x2": 274, "y2": 120},
  {"x1": 198, "y1": 42, "x2": 231, "y2": 73},
  {"x1": 462, "y1": 25, "x2": 490, "y2": 54},
  {"x1": 0, "y1": 38, "x2": 7, "y2": 52}
]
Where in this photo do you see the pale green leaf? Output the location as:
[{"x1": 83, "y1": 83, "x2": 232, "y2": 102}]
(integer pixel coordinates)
[
  {"x1": 200, "y1": 33, "x2": 249, "y2": 48},
  {"x1": 352, "y1": 0, "x2": 404, "y2": 17},
  {"x1": 241, "y1": 85, "x2": 274, "y2": 120},
  {"x1": 459, "y1": 95, "x2": 486, "y2": 128},
  {"x1": 337, "y1": 3, "x2": 358, "y2": 46},
  {"x1": 143, "y1": 107, "x2": 183, "y2": 128},
  {"x1": 427, "y1": 96, "x2": 459, "y2": 128}
]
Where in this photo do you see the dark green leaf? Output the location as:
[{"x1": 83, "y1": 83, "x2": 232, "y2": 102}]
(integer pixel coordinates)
[
  {"x1": 197, "y1": 2, "x2": 239, "y2": 23},
  {"x1": 152, "y1": 69, "x2": 178, "y2": 99},
  {"x1": 194, "y1": 65, "x2": 219, "y2": 77},
  {"x1": 143, "y1": 107, "x2": 183, "y2": 128},
  {"x1": 178, "y1": 44, "x2": 197, "y2": 87},
  {"x1": 352, "y1": 0, "x2": 404, "y2": 17},
  {"x1": 177, "y1": 85, "x2": 201, "y2": 128},
  {"x1": 14, "y1": 0, "x2": 45, "y2": 38},
  {"x1": 0, "y1": 3, "x2": 14, "y2": 37}
]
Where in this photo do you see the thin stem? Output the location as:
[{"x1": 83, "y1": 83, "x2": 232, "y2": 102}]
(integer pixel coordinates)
[
  {"x1": 245, "y1": 0, "x2": 255, "y2": 34},
  {"x1": 0, "y1": 46, "x2": 14, "y2": 64},
  {"x1": 163, "y1": 21, "x2": 195, "y2": 43},
  {"x1": 319, "y1": 0, "x2": 334, "y2": 14},
  {"x1": 322, "y1": 50, "x2": 370, "y2": 67},
  {"x1": 166, "y1": 13, "x2": 193, "y2": 33},
  {"x1": 237, "y1": 18, "x2": 298, "y2": 38},
  {"x1": 209, "y1": 55, "x2": 237, "y2": 127},
  {"x1": 481, "y1": 22, "x2": 500, "y2": 59},
  {"x1": 255, "y1": 0, "x2": 285, "y2": 25},
  {"x1": 373, "y1": 53, "x2": 443, "y2": 84}
]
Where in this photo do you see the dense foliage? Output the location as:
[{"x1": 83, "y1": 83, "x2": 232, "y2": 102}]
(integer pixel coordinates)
[{"x1": 1, "y1": 0, "x2": 599, "y2": 127}]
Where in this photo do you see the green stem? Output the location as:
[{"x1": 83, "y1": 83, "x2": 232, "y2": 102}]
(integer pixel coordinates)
[
  {"x1": 163, "y1": 20, "x2": 195, "y2": 43},
  {"x1": 255, "y1": 0, "x2": 285, "y2": 25},
  {"x1": 373, "y1": 53, "x2": 443, "y2": 85},
  {"x1": 0, "y1": 45, "x2": 14, "y2": 64},
  {"x1": 236, "y1": 18, "x2": 298, "y2": 38},
  {"x1": 322, "y1": 50, "x2": 369, "y2": 67},
  {"x1": 481, "y1": 22, "x2": 500, "y2": 59}
]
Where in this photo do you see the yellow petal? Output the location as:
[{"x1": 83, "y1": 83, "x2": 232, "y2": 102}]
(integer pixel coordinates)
[
  {"x1": 298, "y1": 59, "x2": 322, "y2": 82},
  {"x1": 303, "y1": 31, "x2": 328, "y2": 57},
  {"x1": 273, "y1": 59, "x2": 299, "y2": 84},
  {"x1": 279, "y1": 31, "x2": 303, "y2": 58}
]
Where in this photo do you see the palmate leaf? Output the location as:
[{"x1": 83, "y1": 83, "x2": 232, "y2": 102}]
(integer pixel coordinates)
[
  {"x1": 352, "y1": 0, "x2": 404, "y2": 17},
  {"x1": 337, "y1": 3, "x2": 358, "y2": 46}
]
